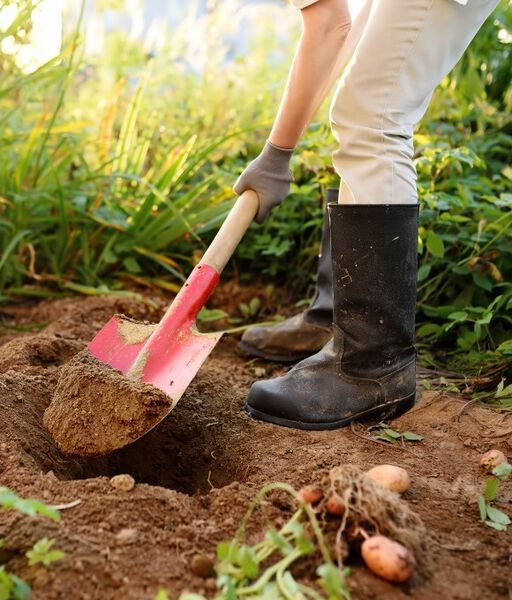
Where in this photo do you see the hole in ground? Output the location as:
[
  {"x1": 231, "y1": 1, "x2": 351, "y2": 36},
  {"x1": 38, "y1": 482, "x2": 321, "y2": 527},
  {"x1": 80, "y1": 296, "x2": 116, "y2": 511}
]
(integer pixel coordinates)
[{"x1": 0, "y1": 335, "x2": 256, "y2": 495}]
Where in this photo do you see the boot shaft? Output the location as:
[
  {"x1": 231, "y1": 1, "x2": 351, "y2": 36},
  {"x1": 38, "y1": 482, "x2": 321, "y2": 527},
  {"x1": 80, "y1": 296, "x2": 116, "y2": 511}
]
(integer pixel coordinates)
[
  {"x1": 328, "y1": 204, "x2": 418, "y2": 377},
  {"x1": 305, "y1": 187, "x2": 338, "y2": 327}
]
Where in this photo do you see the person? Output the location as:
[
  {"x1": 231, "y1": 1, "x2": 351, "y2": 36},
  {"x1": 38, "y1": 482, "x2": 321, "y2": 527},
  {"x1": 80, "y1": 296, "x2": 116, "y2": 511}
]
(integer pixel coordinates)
[{"x1": 233, "y1": 0, "x2": 500, "y2": 430}]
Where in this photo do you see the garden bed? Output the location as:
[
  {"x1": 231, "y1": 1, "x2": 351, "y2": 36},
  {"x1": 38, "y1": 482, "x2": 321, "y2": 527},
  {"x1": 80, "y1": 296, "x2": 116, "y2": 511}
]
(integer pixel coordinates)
[{"x1": 0, "y1": 295, "x2": 510, "y2": 599}]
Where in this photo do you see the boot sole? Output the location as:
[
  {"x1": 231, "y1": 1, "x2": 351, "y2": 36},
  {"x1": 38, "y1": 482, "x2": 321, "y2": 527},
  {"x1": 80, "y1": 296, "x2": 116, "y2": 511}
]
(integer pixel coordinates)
[
  {"x1": 238, "y1": 340, "x2": 313, "y2": 364},
  {"x1": 245, "y1": 393, "x2": 416, "y2": 431}
]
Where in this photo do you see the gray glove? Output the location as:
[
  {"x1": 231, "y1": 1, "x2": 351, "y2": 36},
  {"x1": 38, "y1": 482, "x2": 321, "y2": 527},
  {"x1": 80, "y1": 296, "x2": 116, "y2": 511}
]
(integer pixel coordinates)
[{"x1": 233, "y1": 140, "x2": 294, "y2": 224}]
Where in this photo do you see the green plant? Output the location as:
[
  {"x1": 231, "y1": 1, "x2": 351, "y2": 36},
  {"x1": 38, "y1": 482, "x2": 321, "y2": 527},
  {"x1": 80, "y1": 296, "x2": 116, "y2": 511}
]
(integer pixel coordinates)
[
  {"x1": 0, "y1": 487, "x2": 63, "y2": 599},
  {"x1": 477, "y1": 461, "x2": 512, "y2": 531},
  {"x1": 178, "y1": 482, "x2": 350, "y2": 600},
  {"x1": 25, "y1": 538, "x2": 64, "y2": 568},
  {"x1": 368, "y1": 423, "x2": 424, "y2": 445}
]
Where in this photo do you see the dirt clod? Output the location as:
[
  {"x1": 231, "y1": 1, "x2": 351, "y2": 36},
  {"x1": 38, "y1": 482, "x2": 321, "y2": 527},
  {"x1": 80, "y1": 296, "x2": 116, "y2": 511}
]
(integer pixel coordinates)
[
  {"x1": 43, "y1": 349, "x2": 173, "y2": 457},
  {"x1": 190, "y1": 554, "x2": 215, "y2": 578},
  {"x1": 115, "y1": 528, "x2": 139, "y2": 546},
  {"x1": 110, "y1": 474, "x2": 136, "y2": 492}
]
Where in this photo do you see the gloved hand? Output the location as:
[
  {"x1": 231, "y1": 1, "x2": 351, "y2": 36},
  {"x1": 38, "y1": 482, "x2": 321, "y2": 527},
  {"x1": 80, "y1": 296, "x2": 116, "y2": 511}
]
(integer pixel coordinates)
[{"x1": 233, "y1": 140, "x2": 294, "y2": 223}]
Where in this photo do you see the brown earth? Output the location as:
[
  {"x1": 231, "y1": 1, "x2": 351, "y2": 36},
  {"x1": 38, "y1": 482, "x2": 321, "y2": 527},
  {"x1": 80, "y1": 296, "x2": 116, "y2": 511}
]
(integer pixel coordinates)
[
  {"x1": 0, "y1": 295, "x2": 511, "y2": 600},
  {"x1": 44, "y1": 349, "x2": 173, "y2": 457}
]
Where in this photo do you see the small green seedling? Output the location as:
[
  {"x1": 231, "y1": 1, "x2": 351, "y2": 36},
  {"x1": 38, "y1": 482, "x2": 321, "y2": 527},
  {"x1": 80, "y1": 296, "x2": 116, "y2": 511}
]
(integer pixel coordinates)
[
  {"x1": 369, "y1": 423, "x2": 424, "y2": 444},
  {"x1": 477, "y1": 461, "x2": 512, "y2": 532},
  {"x1": 197, "y1": 307, "x2": 229, "y2": 324},
  {"x1": 26, "y1": 538, "x2": 65, "y2": 567},
  {"x1": 0, "y1": 487, "x2": 64, "y2": 599},
  {"x1": 178, "y1": 482, "x2": 350, "y2": 600},
  {"x1": 237, "y1": 297, "x2": 262, "y2": 321}
]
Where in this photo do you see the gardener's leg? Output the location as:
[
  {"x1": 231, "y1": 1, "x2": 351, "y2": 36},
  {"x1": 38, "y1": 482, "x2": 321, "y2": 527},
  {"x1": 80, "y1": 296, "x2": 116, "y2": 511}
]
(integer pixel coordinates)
[
  {"x1": 330, "y1": 0, "x2": 499, "y2": 206},
  {"x1": 245, "y1": 0, "x2": 499, "y2": 430}
]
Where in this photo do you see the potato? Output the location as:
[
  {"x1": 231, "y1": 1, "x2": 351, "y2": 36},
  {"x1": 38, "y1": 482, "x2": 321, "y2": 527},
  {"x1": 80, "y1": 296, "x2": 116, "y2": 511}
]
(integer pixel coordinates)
[
  {"x1": 298, "y1": 485, "x2": 324, "y2": 505},
  {"x1": 366, "y1": 465, "x2": 410, "y2": 494},
  {"x1": 479, "y1": 449, "x2": 506, "y2": 472},
  {"x1": 325, "y1": 494, "x2": 345, "y2": 516},
  {"x1": 361, "y1": 535, "x2": 414, "y2": 583}
]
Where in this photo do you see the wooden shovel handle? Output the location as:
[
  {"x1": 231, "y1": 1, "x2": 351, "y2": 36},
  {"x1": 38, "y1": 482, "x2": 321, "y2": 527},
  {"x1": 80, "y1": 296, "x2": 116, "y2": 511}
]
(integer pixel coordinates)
[{"x1": 200, "y1": 190, "x2": 259, "y2": 273}]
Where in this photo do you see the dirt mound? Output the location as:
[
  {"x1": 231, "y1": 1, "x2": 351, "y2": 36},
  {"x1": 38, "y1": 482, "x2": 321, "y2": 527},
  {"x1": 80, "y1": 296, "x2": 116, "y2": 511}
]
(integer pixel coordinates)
[
  {"x1": 0, "y1": 294, "x2": 510, "y2": 599},
  {"x1": 43, "y1": 349, "x2": 173, "y2": 457},
  {"x1": 0, "y1": 335, "x2": 83, "y2": 373}
]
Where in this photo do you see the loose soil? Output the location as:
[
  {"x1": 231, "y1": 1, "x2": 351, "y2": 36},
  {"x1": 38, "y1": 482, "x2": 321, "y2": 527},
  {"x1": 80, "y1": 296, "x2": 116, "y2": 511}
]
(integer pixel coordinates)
[
  {"x1": 0, "y1": 295, "x2": 511, "y2": 600},
  {"x1": 44, "y1": 349, "x2": 173, "y2": 457}
]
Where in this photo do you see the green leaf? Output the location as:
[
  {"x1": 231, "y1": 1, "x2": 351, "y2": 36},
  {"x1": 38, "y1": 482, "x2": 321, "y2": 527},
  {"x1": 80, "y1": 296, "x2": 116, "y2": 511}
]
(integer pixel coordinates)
[
  {"x1": 375, "y1": 433, "x2": 397, "y2": 444},
  {"x1": 417, "y1": 263, "x2": 431, "y2": 282},
  {"x1": 448, "y1": 311, "x2": 468, "y2": 323},
  {"x1": 485, "y1": 520, "x2": 508, "y2": 531},
  {"x1": 417, "y1": 323, "x2": 442, "y2": 337},
  {"x1": 472, "y1": 272, "x2": 493, "y2": 292},
  {"x1": 266, "y1": 529, "x2": 293, "y2": 556},
  {"x1": 317, "y1": 563, "x2": 349, "y2": 599},
  {"x1": 0, "y1": 566, "x2": 31, "y2": 600},
  {"x1": 217, "y1": 541, "x2": 238, "y2": 563},
  {"x1": 197, "y1": 307, "x2": 228, "y2": 323},
  {"x1": 477, "y1": 495, "x2": 487, "y2": 522},
  {"x1": 296, "y1": 531, "x2": 315, "y2": 556},
  {"x1": 239, "y1": 546, "x2": 259, "y2": 578},
  {"x1": 123, "y1": 257, "x2": 142, "y2": 274},
  {"x1": 249, "y1": 297, "x2": 261, "y2": 314},
  {"x1": 495, "y1": 380, "x2": 512, "y2": 399},
  {"x1": 0, "y1": 487, "x2": 60, "y2": 521},
  {"x1": 492, "y1": 463, "x2": 512, "y2": 478},
  {"x1": 484, "y1": 477, "x2": 500, "y2": 502},
  {"x1": 402, "y1": 431, "x2": 424, "y2": 442},
  {"x1": 0, "y1": 567, "x2": 14, "y2": 600},
  {"x1": 26, "y1": 538, "x2": 65, "y2": 567},
  {"x1": 281, "y1": 572, "x2": 301, "y2": 596},
  {"x1": 485, "y1": 506, "x2": 511, "y2": 527},
  {"x1": 10, "y1": 574, "x2": 31, "y2": 600},
  {"x1": 426, "y1": 231, "x2": 445, "y2": 258},
  {"x1": 383, "y1": 428, "x2": 402, "y2": 439},
  {"x1": 496, "y1": 340, "x2": 512, "y2": 356}
]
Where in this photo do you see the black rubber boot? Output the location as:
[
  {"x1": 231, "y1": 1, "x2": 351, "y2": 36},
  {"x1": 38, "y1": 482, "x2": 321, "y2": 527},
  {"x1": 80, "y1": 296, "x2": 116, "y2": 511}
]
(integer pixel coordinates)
[
  {"x1": 239, "y1": 188, "x2": 337, "y2": 363},
  {"x1": 246, "y1": 204, "x2": 418, "y2": 430}
]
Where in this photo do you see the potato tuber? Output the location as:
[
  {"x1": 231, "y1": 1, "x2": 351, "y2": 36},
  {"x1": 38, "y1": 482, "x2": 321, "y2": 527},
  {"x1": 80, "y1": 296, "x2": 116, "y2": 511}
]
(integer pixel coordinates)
[
  {"x1": 298, "y1": 485, "x2": 324, "y2": 505},
  {"x1": 361, "y1": 535, "x2": 414, "y2": 583},
  {"x1": 366, "y1": 464, "x2": 410, "y2": 494},
  {"x1": 325, "y1": 494, "x2": 345, "y2": 516}
]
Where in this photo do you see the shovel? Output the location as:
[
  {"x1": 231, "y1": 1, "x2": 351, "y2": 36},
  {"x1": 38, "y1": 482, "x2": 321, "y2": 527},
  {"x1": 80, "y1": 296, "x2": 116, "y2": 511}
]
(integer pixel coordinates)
[{"x1": 88, "y1": 190, "x2": 259, "y2": 414}]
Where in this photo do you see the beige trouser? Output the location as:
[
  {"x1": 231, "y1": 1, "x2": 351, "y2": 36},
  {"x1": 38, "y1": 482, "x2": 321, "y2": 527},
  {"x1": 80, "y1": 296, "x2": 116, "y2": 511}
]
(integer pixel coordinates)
[{"x1": 330, "y1": 0, "x2": 499, "y2": 205}]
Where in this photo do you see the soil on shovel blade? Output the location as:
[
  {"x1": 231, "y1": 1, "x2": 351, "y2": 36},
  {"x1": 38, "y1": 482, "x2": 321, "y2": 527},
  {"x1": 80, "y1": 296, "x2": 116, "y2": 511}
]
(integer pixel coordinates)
[
  {"x1": 0, "y1": 294, "x2": 510, "y2": 600},
  {"x1": 44, "y1": 349, "x2": 173, "y2": 457}
]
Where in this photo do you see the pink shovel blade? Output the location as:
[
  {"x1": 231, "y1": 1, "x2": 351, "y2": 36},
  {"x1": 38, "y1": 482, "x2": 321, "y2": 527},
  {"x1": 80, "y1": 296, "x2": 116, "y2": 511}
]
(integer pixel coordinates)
[{"x1": 88, "y1": 263, "x2": 222, "y2": 404}]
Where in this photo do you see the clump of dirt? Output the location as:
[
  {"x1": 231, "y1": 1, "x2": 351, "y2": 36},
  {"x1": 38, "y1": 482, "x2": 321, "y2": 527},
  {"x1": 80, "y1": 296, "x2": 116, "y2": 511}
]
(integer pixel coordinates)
[
  {"x1": 43, "y1": 349, "x2": 173, "y2": 457},
  {"x1": 0, "y1": 335, "x2": 83, "y2": 374}
]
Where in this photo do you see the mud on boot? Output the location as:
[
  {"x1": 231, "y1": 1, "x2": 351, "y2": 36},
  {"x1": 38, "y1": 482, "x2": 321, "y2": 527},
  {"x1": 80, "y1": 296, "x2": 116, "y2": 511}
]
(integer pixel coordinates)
[
  {"x1": 246, "y1": 203, "x2": 419, "y2": 430},
  {"x1": 239, "y1": 188, "x2": 338, "y2": 363}
]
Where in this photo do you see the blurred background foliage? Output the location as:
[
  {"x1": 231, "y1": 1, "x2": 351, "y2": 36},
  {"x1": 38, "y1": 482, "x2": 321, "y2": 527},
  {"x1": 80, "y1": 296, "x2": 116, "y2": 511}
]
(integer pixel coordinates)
[{"x1": 0, "y1": 0, "x2": 511, "y2": 383}]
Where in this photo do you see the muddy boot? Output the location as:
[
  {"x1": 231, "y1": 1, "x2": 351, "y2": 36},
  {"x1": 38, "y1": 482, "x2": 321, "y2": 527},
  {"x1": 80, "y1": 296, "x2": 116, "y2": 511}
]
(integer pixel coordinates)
[
  {"x1": 246, "y1": 204, "x2": 418, "y2": 430},
  {"x1": 239, "y1": 188, "x2": 338, "y2": 363}
]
